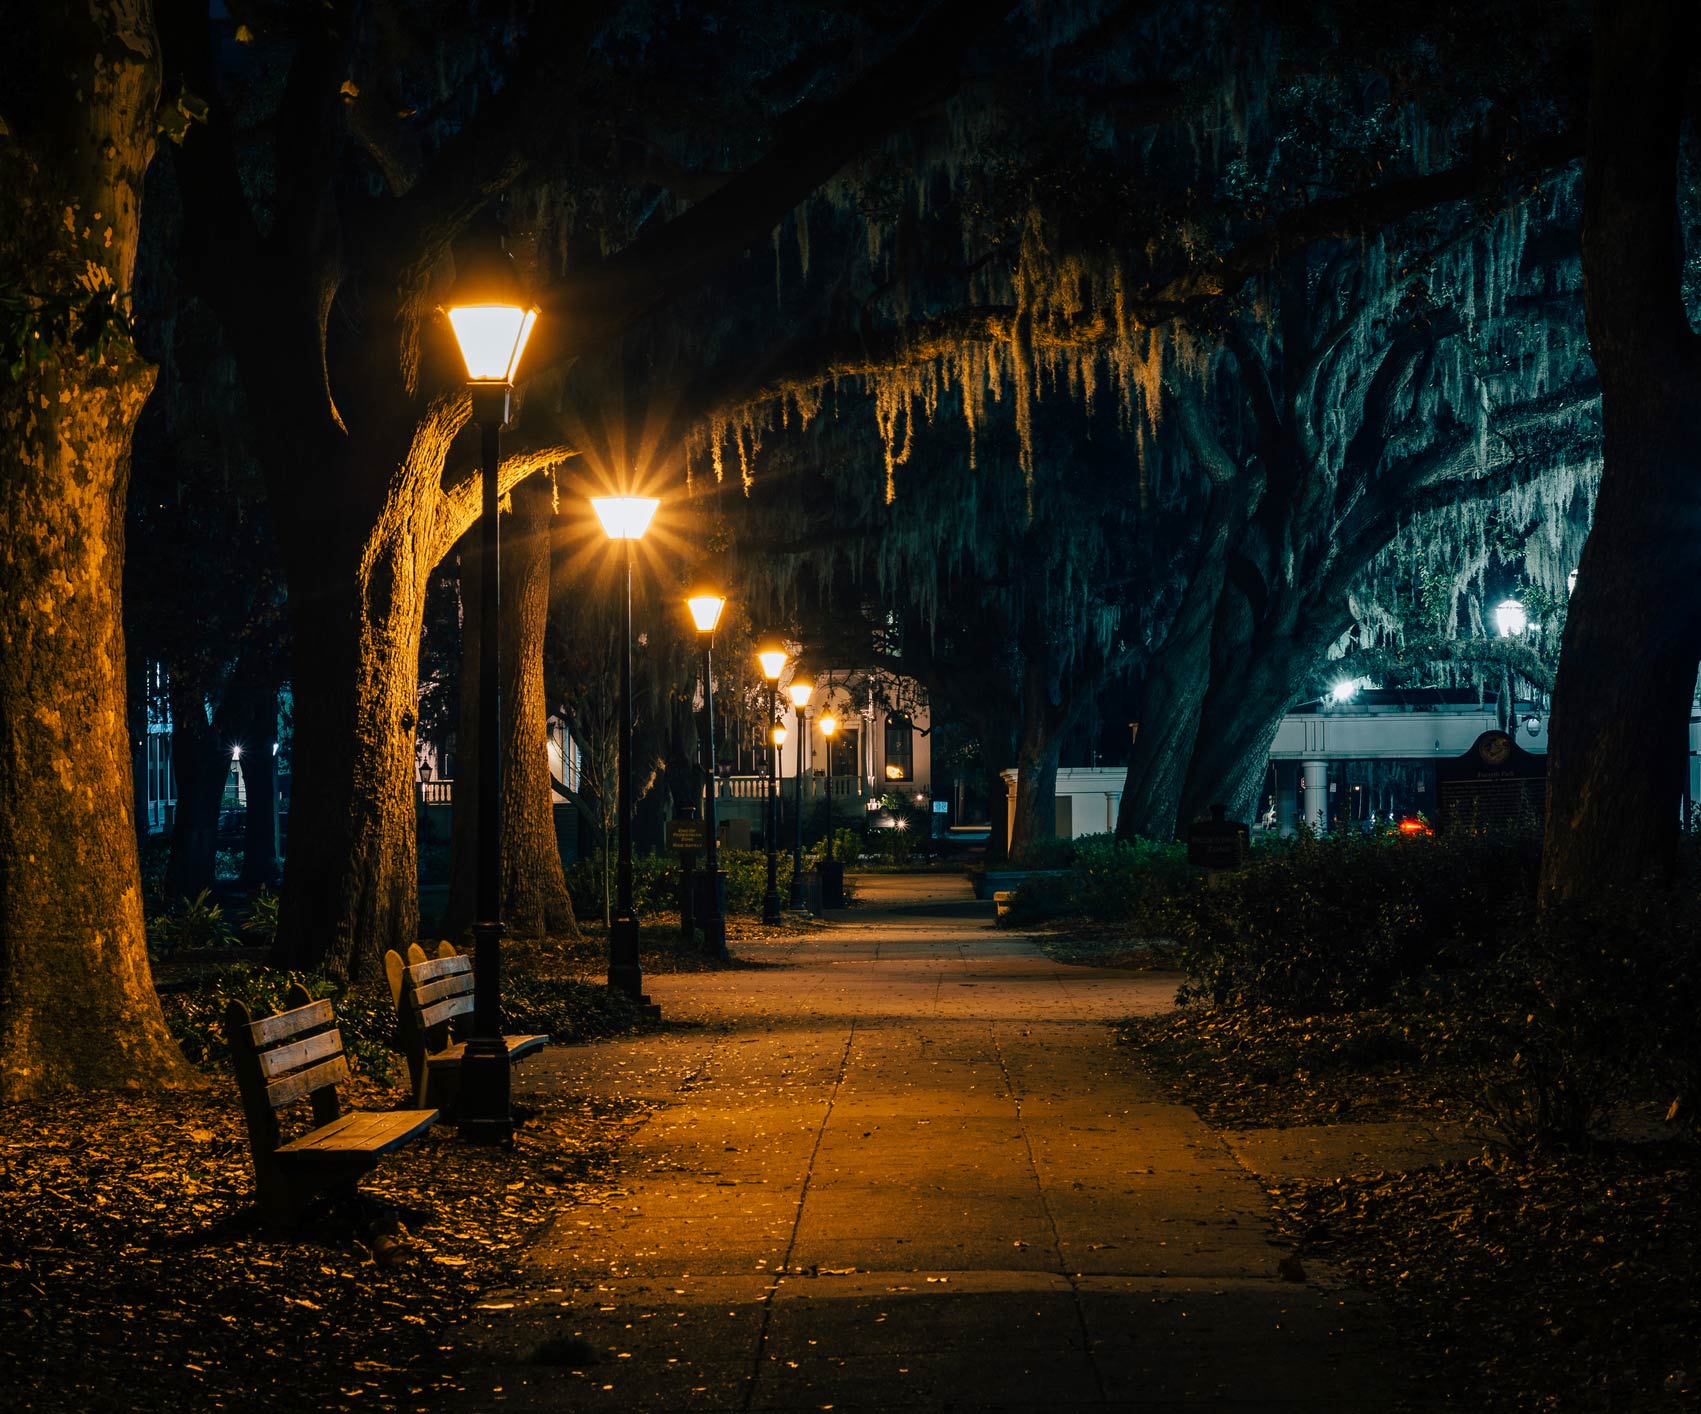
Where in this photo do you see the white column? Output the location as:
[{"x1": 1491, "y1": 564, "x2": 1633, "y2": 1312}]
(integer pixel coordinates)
[{"x1": 1301, "y1": 760, "x2": 1329, "y2": 830}]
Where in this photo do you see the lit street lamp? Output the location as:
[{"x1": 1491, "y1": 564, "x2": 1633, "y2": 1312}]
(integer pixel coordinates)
[
  {"x1": 688, "y1": 591, "x2": 728, "y2": 959},
  {"x1": 758, "y1": 645, "x2": 787, "y2": 925},
  {"x1": 817, "y1": 710, "x2": 845, "y2": 908},
  {"x1": 592, "y1": 494, "x2": 660, "y2": 1000},
  {"x1": 1493, "y1": 596, "x2": 1527, "y2": 733},
  {"x1": 787, "y1": 677, "x2": 814, "y2": 909},
  {"x1": 444, "y1": 216, "x2": 539, "y2": 1142}
]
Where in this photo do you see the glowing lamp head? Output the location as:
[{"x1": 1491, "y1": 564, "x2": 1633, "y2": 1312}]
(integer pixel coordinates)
[
  {"x1": 819, "y1": 713, "x2": 838, "y2": 738},
  {"x1": 446, "y1": 305, "x2": 537, "y2": 383},
  {"x1": 885, "y1": 764, "x2": 905, "y2": 780},
  {"x1": 1329, "y1": 679, "x2": 1359, "y2": 704},
  {"x1": 1494, "y1": 597, "x2": 1527, "y2": 638},
  {"x1": 788, "y1": 679, "x2": 815, "y2": 709},
  {"x1": 591, "y1": 496, "x2": 659, "y2": 540},
  {"x1": 687, "y1": 593, "x2": 726, "y2": 634},
  {"x1": 444, "y1": 219, "x2": 537, "y2": 383},
  {"x1": 757, "y1": 646, "x2": 787, "y2": 680},
  {"x1": 771, "y1": 725, "x2": 788, "y2": 747}
]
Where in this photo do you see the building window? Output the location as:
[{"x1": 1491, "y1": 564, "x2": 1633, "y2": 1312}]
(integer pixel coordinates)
[
  {"x1": 884, "y1": 713, "x2": 913, "y2": 782},
  {"x1": 827, "y1": 728, "x2": 859, "y2": 779}
]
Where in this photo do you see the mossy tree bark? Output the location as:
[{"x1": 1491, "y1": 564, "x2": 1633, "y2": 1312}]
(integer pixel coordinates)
[
  {"x1": 498, "y1": 477, "x2": 579, "y2": 939},
  {"x1": 1541, "y1": 0, "x2": 1701, "y2": 901},
  {"x1": 0, "y1": 0, "x2": 195, "y2": 1097}
]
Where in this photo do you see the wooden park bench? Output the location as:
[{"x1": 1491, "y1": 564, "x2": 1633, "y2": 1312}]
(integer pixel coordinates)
[
  {"x1": 384, "y1": 943, "x2": 550, "y2": 1115},
  {"x1": 224, "y1": 983, "x2": 437, "y2": 1224}
]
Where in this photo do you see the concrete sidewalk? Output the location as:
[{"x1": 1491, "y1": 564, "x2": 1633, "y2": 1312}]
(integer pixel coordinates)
[{"x1": 446, "y1": 873, "x2": 1416, "y2": 1411}]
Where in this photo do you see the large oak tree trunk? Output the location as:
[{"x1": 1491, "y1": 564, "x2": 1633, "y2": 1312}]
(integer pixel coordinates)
[
  {"x1": 443, "y1": 530, "x2": 482, "y2": 943},
  {"x1": 164, "y1": 698, "x2": 227, "y2": 900},
  {"x1": 498, "y1": 478, "x2": 578, "y2": 939},
  {"x1": 1542, "y1": 0, "x2": 1701, "y2": 900},
  {"x1": 1114, "y1": 562, "x2": 1226, "y2": 841},
  {"x1": 274, "y1": 517, "x2": 428, "y2": 981},
  {"x1": 0, "y1": 0, "x2": 194, "y2": 1098}
]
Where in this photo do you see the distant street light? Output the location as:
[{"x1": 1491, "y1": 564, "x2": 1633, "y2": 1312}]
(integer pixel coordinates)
[
  {"x1": 787, "y1": 678, "x2": 814, "y2": 909},
  {"x1": 444, "y1": 214, "x2": 538, "y2": 1142},
  {"x1": 592, "y1": 494, "x2": 660, "y2": 1000},
  {"x1": 1493, "y1": 596, "x2": 1527, "y2": 734},
  {"x1": 1494, "y1": 598, "x2": 1528, "y2": 638},
  {"x1": 1329, "y1": 680, "x2": 1360, "y2": 705},
  {"x1": 687, "y1": 591, "x2": 728, "y2": 959},
  {"x1": 817, "y1": 710, "x2": 844, "y2": 908},
  {"x1": 757, "y1": 645, "x2": 787, "y2": 924}
]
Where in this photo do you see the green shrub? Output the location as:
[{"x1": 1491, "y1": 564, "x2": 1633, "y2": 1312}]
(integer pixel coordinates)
[
  {"x1": 1007, "y1": 834, "x2": 1081, "y2": 870},
  {"x1": 161, "y1": 963, "x2": 394, "y2": 1079},
  {"x1": 565, "y1": 847, "x2": 794, "y2": 919},
  {"x1": 1005, "y1": 835, "x2": 1191, "y2": 929},
  {"x1": 242, "y1": 886, "x2": 280, "y2": 946},
  {"x1": 147, "y1": 890, "x2": 239, "y2": 958},
  {"x1": 1174, "y1": 828, "x2": 1542, "y2": 1014},
  {"x1": 1465, "y1": 886, "x2": 1701, "y2": 1153}
]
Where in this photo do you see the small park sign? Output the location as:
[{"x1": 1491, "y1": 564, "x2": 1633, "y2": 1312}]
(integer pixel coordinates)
[
  {"x1": 666, "y1": 818, "x2": 708, "y2": 852},
  {"x1": 1187, "y1": 807, "x2": 1250, "y2": 870}
]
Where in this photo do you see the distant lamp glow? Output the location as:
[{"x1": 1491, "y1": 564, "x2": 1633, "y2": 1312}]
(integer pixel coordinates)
[
  {"x1": 894, "y1": 818, "x2": 909, "y2": 831},
  {"x1": 757, "y1": 646, "x2": 788, "y2": 680},
  {"x1": 772, "y1": 725, "x2": 788, "y2": 747},
  {"x1": 788, "y1": 679, "x2": 815, "y2": 709},
  {"x1": 231, "y1": 745, "x2": 242, "y2": 760},
  {"x1": 687, "y1": 593, "x2": 726, "y2": 633},
  {"x1": 591, "y1": 496, "x2": 659, "y2": 541},
  {"x1": 1329, "y1": 680, "x2": 1360, "y2": 704},
  {"x1": 886, "y1": 763, "x2": 905, "y2": 780},
  {"x1": 1398, "y1": 816, "x2": 1433, "y2": 836},
  {"x1": 819, "y1": 713, "x2": 838, "y2": 738},
  {"x1": 1567, "y1": 570, "x2": 1578, "y2": 596},
  {"x1": 1494, "y1": 597, "x2": 1528, "y2": 638}
]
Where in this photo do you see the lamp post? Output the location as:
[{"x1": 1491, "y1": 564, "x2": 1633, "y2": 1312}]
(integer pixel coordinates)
[
  {"x1": 817, "y1": 710, "x2": 844, "y2": 908},
  {"x1": 1494, "y1": 596, "x2": 1526, "y2": 735},
  {"x1": 592, "y1": 495, "x2": 660, "y2": 1000},
  {"x1": 688, "y1": 592, "x2": 728, "y2": 959},
  {"x1": 787, "y1": 678, "x2": 814, "y2": 908},
  {"x1": 444, "y1": 217, "x2": 539, "y2": 1142},
  {"x1": 757, "y1": 645, "x2": 787, "y2": 924}
]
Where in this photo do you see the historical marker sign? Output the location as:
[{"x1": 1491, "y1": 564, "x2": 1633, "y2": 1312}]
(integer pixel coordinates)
[
  {"x1": 666, "y1": 818, "x2": 708, "y2": 851},
  {"x1": 1434, "y1": 730, "x2": 1546, "y2": 830},
  {"x1": 1187, "y1": 809, "x2": 1250, "y2": 870}
]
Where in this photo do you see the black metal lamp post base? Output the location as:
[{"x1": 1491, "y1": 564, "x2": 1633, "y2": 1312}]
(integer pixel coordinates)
[
  {"x1": 458, "y1": 1036, "x2": 514, "y2": 1144},
  {"x1": 609, "y1": 912, "x2": 643, "y2": 998}
]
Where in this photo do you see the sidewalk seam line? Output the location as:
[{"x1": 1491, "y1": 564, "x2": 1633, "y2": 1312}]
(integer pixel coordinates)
[
  {"x1": 991, "y1": 1020, "x2": 1113, "y2": 1404},
  {"x1": 740, "y1": 1017, "x2": 858, "y2": 1412}
]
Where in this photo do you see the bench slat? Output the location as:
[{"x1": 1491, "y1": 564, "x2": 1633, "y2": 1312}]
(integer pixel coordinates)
[
  {"x1": 277, "y1": 1108, "x2": 438, "y2": 1163},
  {"x1": 258, "y1": 1027, "x2": 344, "y2": 1080},
  {"x1": 419, "y1": 994, "x2": 474, "y2": 1030},
  {"x1": 264, "y1": 1054, "x2": 350, "y2": 1109},
  {"x1": 428, "y1": 1033, "x2": 550, "y2": 1069},
  {"x1": 411, "y1": 972, "x2": 474, "y2": 1009},
  {"x1": 243, "y1": 1000, "x2": 335, "y2": 1049},
  {"x1": 407, "y1": 954, "x2": 472, "y2": 985}
]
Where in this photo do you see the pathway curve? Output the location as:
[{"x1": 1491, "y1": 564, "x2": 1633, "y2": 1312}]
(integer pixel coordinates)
[{"x1": 449, "y1": 873, "x2": 1412, "y2": 1411}]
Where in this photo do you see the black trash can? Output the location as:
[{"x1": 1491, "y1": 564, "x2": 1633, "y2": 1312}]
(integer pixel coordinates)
[{"x1": 818, "y1": 859, "x2": 846, "y2": 909}]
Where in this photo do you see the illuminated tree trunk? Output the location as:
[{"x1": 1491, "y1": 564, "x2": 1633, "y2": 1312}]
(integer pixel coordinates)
[
  {"x1": 274, "y1": 516, "x2": 428, "y2": 982},
  {"x1": 0, "y1": 0, "x2": 194, "y2": 1098},
  {"x1": 498, "y1": 478, "x2": 578, "y2": 938},
  {"x1": 446, "y1": 483, "x2": 580, "y2": 941},
  {"x1": 1115, "y1": 493, "x2": 1240, "y2": 841},
  {"x1": 1542, "y1": 0, "x2": 1701, "y2": 900},
  {"x1": 443, "y1": 530, "x2": 482, "y2": 943}
]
